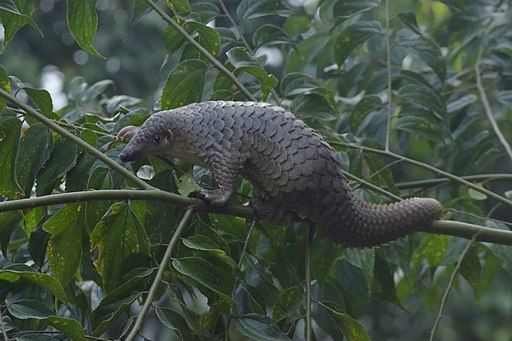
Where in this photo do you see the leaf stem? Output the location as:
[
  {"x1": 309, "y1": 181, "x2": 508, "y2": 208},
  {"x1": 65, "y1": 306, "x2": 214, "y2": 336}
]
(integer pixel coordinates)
[
  {"x1": 305, "y1": 225, "x2": 314, "y2": 341},
  {"x1": 0, "y1": 306, "x2": 8, "y2": 341},
  {"x1": 429, "y1": 236, "x2": 476, "y2": 340},
  {"x1": 143, "y1": 0, "x2": 257, "y2": 101},
  {"x1": 474, "y1": 46, "x2": 512, "y2": 162},
  {"x1": 384, "y1": 0, "x2": 393, "y2": 151},
  {"x1": 125, "y1": 207, "x2": 196, "y2": 341}
]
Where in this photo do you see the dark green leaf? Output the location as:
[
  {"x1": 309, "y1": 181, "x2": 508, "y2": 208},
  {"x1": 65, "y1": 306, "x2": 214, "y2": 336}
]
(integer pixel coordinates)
[
  {"x1": 350, "y1": 95, "x2": 382, "y2": 131},
  {"x1": 7, "y1": 299, "x2": 53, "y2": 319},
  {"x1": 235, "y1": 314, "x2": 290, "y2": 341},
  {"x1": 42, "y1": 204, "x2": 84, "y2": 286},
  {"x1": 397, "y1": 12, "x2": 421, "y2": 35},
  {"x1": 0, "y1": 118, "x2": 22, "y2": 198},
  {"x1": 162, "y1": 59, "x2": 207, "y2": 109},
  {"x1": 186, "y1": 21, "x2": 221, "y2": 56},
  {"x1": 316, "y1": 302, "x2": 370, "y2": 341},
  {"x1": 0, "y1": 66, "x2": 10, "y2": 111},
  {"x1": 398, "y1": 35, "x2": 446, "y2": 81},
  {"x1": 334, "y1": 21, "x2": 381, "y2": 66},
  {"x1": 155, "y1": 306, "x2": 192, "y2": 340},
  {"x1": 16, "y1": 123, "x2": 53, "y2": 196},
  {"x1": 253, "y1": 24, "x2": 291, "y2": 47},
  {"x1": 333, "y1": 0, "x2": 380, "y2": 19},
  {"x1": 398, "y1": 84, "x2": 446, "y2": 117},
  {"x1": 191, "y1": 2, "x2": 219, "y2": 23},
  {"x1": 165, "y1": 25, "x2": 186, "y2": 54},
  {"x1": 272, "y1": 285, "x2": 304, "y2": 321},
  {"x1": 0, "y1": 0, "x2": 42, "y2": 52},
  {"x1": 66, "y1": 0, "x2": 102, "y2": 57},
  {"x1": 90, "y1": 202, "x2": 151, "y2": 292},
  {"x1": 23, "y1": 88, "x2": 54, "y2": 118},
  {"x1": 45, "y1": 316, "x2": 85, "y2": 341},
  {"x1": 164, "y1": 0, "x2": 191, "y2": 14},
  {"x1": 284, "y1": 15, "x2": 311, "y2": 36},
  {"x1": 0, "y1": 266, "x2": 67, "y2": 301},
  {"x1": 36, "y1": 137, "x2": 78, "y2": 196},
  {"x1": 236, "y1": 0, "x2": 291, "y2": 20},
  {"x1": 0, "y1": 211, "x2": 21, "y2": 255},
  {"x1": 345, "y1": 248, "x2": 375, "y2": 291}
]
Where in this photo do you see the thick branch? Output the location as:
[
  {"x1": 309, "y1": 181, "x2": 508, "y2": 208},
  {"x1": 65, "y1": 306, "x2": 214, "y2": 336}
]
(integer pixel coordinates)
[
  {"x1": 1, "y1": 189, "x2": 512, "y2": 245},
  {"x1": 384, "y1": 0, "x2": 393, "y2": 151},
  {"x1": 0, "y1": 89, "x2": 151, "y2": 190},
  {"x1": 144, "y1": 0, "x2": 257, "y2": 101},
  {"x1": 334, "y1": 142, "x2": 512, "y2": 207}
]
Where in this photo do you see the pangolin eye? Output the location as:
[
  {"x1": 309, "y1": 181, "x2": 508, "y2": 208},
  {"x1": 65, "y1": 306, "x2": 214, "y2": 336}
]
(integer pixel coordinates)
[{"x1": 153, "y1": 135, "x2": 160, "y2": 144}]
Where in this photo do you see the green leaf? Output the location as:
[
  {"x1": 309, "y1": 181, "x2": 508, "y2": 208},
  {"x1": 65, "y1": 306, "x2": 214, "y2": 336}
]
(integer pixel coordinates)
[
  {"x1": 36, "y1": 137, "x2": 78, "y2": 196},
  {"x1": 272, "y1": 285, "x2": 304, "y2": 321},
  {"x1": 227, "y1": 47, "x2": 277, "y2": 100},
  {"x1": 398, "y1": 84, "x2": 446, "y2": 117},
  {"x1": 334, "y1": 21, "x2": 381, "y2": 66},
  {"x1": 91, "y1": 291, "x2": 142, "y2": 336},
  {"x1": 345, "y1": 248, "x2": 375, "y2": 291},
  {"x1": 23, "y1": 88, "x2": 54, "y2": 118},
  {"x1": 235, "y1": 314, "x2": 290, "y2": 341},
  {"x1": 186, "y1": 21, "x2": 221, "y2": 56},
  {"x1": 0, "y1": 66, "x2": 10, "y2": 111},
  {"x1": 350, "y1": 95, "x2": 382, "y2": 131},
  {"x1": 333, "y1": 0, "x2": 380, "y2": 19},
  {"x1": 85, "y1": 167, "x2": 116, "y2": 229},
  {"x1": 398, "y1": 35, "x2": 446, "y2": 82},
  {"x1": 316, "y1": 302, "x2": 370, "y2": 341},
  {"x1": 161, "y1": 59, "x2": 207, "y2": 109},
  {"x1": 66, "y1": 0, "x2": 102, "y2": 57},
  {"x1": 0, "y1": 118, "x2": 23, "y2": 198},
  {"x1": 253, "y1": 24, "x2": 291, "y2": 47},
  {"x1": 43, "y1": 204, "x2": 84, "y2": 286},
  {"x1": 165, "y1": 25, "x2": 186, "y2": 54},
  {"x1": 0, "y1": 211, "x2": 21, "y2": 255},
  {"x1": 155, "y1": 306, "x2": 192, "y2": 339},
  {"x1": 15, "y1": 123, "x2": 54, "y2": 196},
  {"x1": 0, "y1": 265, "x2": 67, "y2": 301},
  {"x1": 90, "y1": 202, "x2": 151, "y2": 292},
  {"x1": 284, "y1": 15, "x2": 311, "y2": 36},
  {"x1": 182, "y1": 234, "x2": 237, "y2": 269},
  {"x1": 191, "y1": 2, "x2": 219, "y2": 23},
  {"x1": 45, "y1": 316, "x2": 85, "y2": 341},
  {"x1": 164, "y1": 0, "x2": 191, "y2": 14},
  {"x1": 236, "y1": 0, "x2": 291, "y2": 20},
  {"x1": 468, "y1": 188, "x2": 487, "y2": 201},
  {"x1": 0, "y1": 0, "x2": 42, "y2": 52},
  {"x1": 397, "y1": 12, "x2": 421, "y2": 35},
  {"x1": 172, "y1": 257, "x2": 235, "y2": 305}
]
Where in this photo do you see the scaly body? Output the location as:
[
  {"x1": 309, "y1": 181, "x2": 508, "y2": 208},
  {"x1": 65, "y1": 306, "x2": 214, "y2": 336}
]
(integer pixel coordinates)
[{"x1": 119, "y1": 101, "x2": 441, "y2": 248}]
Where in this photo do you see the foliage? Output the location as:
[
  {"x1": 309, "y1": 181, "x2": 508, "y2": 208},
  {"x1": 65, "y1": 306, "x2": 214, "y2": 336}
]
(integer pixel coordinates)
[{"x1": 0, "y1": 0, "x2": 512, "y2": 340}]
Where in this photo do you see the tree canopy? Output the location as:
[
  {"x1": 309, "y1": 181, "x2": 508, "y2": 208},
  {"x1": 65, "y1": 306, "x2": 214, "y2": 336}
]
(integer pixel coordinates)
[{"x1": 0, "y1": 0, "x2": 512, "y2": 340}]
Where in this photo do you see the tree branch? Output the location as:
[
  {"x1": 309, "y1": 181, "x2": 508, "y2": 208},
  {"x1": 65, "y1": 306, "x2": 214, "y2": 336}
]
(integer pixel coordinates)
[
  {"x1": 143, "y1": 0, "x2": 257, "y2": 101},
  {"x1": 0, "y1": 89, "x2": 151, "y2": 190},
  {"x1": 384, "y1": 0, "x2": 393, "y2": 151},
  {"x1": 395, "y1": 173, "x2": 512, "y2": 189},
  {"x1": 333, "y1": 142, "x2": 512, "y2": 207},
  {"x1": 305, "y1": 226, "x2": 314, "y2": 341},
  {"x1": 475, "y1": 46, "x2": 512, "y2": 162},
  {"x1": 429, "y1": 236, "x2": 476, "y2": 341},
  {"x1": 125, "y1": 207, "x2": 195, "y2": 341}
]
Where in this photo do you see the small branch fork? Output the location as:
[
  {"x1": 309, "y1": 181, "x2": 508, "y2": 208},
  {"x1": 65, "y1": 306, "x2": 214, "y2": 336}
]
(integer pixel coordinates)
[{"x1": 125, "y1": 207, "x2": 196, "y2": 341}]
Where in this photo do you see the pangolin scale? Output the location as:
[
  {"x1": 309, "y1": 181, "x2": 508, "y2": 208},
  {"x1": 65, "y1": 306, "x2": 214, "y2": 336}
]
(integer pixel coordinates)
[{"x1": 119, "y1": 101, "x2": 442, "y2": 248}]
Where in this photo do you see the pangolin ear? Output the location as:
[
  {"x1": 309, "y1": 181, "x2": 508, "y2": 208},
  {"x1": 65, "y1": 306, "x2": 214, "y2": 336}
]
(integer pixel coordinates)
[{"x1": 166, "y1": 129, "x2": 173, "y2": 140}]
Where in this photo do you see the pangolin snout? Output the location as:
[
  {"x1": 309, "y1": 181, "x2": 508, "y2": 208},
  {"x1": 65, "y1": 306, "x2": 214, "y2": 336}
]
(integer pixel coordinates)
[{"x1": 119, "y1": 146, "x2": 140, "y2": 162}]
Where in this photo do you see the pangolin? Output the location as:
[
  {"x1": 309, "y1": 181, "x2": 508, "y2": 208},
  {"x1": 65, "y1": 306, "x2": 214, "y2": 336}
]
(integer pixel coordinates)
[{"x1": 118, "y1": 101, "x2": 441, "y2": 248}]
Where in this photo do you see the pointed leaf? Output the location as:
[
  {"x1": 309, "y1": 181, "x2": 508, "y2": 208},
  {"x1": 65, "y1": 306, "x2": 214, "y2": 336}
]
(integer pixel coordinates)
[
  {"x1": 66, "y1": 0, "x2": 102, "y2": 57},
  {"x1": 334, "y1": 21, "x2": 381, "y2": 66},
  {"x1": 162, "y1": 59, "x2": 207, "y2": 109},
  {"x1": 0, "y1": 118, "x2": 23, "y2": 198}
]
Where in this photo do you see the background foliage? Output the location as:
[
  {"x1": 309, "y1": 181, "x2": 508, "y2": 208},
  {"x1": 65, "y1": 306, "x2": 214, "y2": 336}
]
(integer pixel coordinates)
[{"x1": 0, "y1": 0, "x2": 512, "y2": 340}]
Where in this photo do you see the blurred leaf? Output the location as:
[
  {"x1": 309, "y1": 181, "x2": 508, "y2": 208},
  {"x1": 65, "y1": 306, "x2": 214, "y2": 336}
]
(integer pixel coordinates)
[
  {"x1": 345, "y1": 248, "x2": 375, "y2": 291},
  {"x1": 468, "y1": 188, "x2": 487, "y2": 201},
  {"x1": 66, "y1": 0, "x2": 102, "y2": 57},
  {"x1": 397, "y1": 12, "x2": 421, "y2": 35},
  {"x1": 447, "y1": 94, "x2": 477, "y2": 114},
  {"x1": 284, "y1": 15, "x2": 311, "y2": 36},
  {"x1": 0, "y1": 0, "x2": 42, "y2": 52},
  {"x1": 0, "y1": 211, "x2": 21, "y2": 255},
  {"x1": 172, "y1": 257, "x2": 235, "y2": 305},
  {"x1": 16, "y1": 123, "x2": 53, "y2": 196},
  {"x1": 272, "y1": 285, "x2": 304, "y2": 321},
  {"x1": 43, "y1": 204, "x2": 84, "y2": 286},
  {"x1": 350, "y1": 94, "x2": 382, "y2": 131},
  {"x1": 333, "y1": 0, "x2": 380, "y2": 19},
  {"x1": 235, "y1": 314, "x2": 290, "y2": 340},
  {"x1": 398, "y1": 84, "x2": 446, "y2": 117},
  {"x1": 191, "y1": 2, "x2": 219, "y2": 23},
  {"x1": 315, "y1": 302, "x2": 370, "y2": 341},
  {"x1": 186, "y1": 21, "x2": 221, "y2": 56},
  {"x1": 164, "y1": 0, "x2": 191, "y2": 14},
  {"x1": 0, "y1": 118, "x2": 22, "y2": 198},
  {"x1": 90, "y1": 202, "x2": 151, "y2": 292},
  {"x1": 0, "y1": 66, "x2": 9, "y2": 111},
  {"x1": 162, "y1": 59, "x2": 207, "y2": 109},
  {"x1": 155, "y1": 306, "x2": 192, "y2": 340},
  {"x1": 334, "y1": 21, "x2": 381, "y2": 66},
  {"x1": 182, "y1": 234, "x2": 236, "y2": 269},
  {"x1": 253, "y1": 24, "x2": 291, "y2": 47},
  {"x1": 0, "y1": 265, "x2": 67, "y2": 301},
  {"x1": 236, "y1": 0, "x2": 291, "y2": 20},
  {"x1": 36, "y1": 137, "x2": 78, "y2": 196},
  {"x1": 398, "y1": 35, "x2": 446, "y2": 82}
]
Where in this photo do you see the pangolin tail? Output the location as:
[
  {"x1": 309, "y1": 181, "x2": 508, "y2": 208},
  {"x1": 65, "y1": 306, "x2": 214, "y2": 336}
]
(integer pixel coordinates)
[{"x1": 327, "y1": 196, "x2": 442, "y2": 248}]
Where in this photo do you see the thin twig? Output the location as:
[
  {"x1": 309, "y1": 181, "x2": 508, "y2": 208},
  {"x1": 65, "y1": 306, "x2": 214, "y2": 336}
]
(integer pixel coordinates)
[
  {"x1": 0, "y1": 306, "x2": 8, "y2": 341},
  {"x1": 395, "y1": 173, "x2": 512, "y2": 189},
  {"x1": 143, "y1": 0, "x2": 257, "y2": 101},
  {"x1": 474, "y1": 46, "x2": 512, "y2": 162},
  {"x1": 305, "y1": 225, "x2": 314, "y2": 341},
  {"x1": 341, "y1": 170, "x2": 401, "y2": 201},
  {"x1": 225, "y1": 219, "x2": 257, "y2": 340},
  {"x1": 384, "y1": 0, "x2": 393, "y2": 151},
  {"x1": 334, "y1": 142, "x2": 512, "y2": 207},
  {"x1": 0, "y1": 89, "x2": 152, "y2": 190},
  {"x1": 125, "y1": 207, "x2": 196, "y2": 341},
  {"x1": 429, "y1": 236, "x2": 477, "y2": 340}
]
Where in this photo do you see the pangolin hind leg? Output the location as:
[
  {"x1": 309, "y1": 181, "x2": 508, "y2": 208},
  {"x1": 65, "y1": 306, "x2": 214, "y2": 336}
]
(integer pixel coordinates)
[{"x1": 250, "y1": 196, "x2": 294, "y2": 226}]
